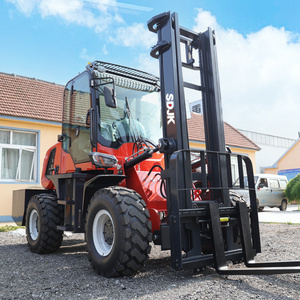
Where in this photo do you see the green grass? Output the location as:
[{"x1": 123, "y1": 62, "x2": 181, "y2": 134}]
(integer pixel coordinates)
[
  {"x1": 286, "y1": 222, "x2": 300, "y2": 225},
  {"x1": 0, "y1": 225, "x2": 24, "y2": 232}
]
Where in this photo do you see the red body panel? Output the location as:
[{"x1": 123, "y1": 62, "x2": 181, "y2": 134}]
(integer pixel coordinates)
[{"x1": 41, "y1": 141, "x2": 167, "y2": 232}]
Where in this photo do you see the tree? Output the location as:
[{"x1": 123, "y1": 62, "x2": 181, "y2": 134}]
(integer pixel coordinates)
[{"x1": 285, "y1": 174, "x2": 300, "y2": 203}]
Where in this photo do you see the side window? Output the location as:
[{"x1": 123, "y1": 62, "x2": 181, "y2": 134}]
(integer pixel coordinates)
[
  {"x1": 259, "y1": 178, "x2": 268, "y2": 188},
  {"x1": 0, "y1": 129, "x2": 37, "y2": 182},
  {"x1": 279, "y1": 180, "x2": 287, "y2": 189},
  {"x1": 45, "y1": 147, "x2": 56, "y2": 176},
  {"x1": 62, "y1": 81, "x2": 72, "y2": 152},
  {"x1": 269, "y1": 179, "x2": 280, "y2": 189},
  {"x1": 62, "y1": 72, "x2": 91, "y2": 163}
]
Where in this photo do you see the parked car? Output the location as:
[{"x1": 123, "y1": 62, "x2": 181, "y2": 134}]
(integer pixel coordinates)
[{"x1": 233, "y1": 174, "x2": 288, "y2": 211}]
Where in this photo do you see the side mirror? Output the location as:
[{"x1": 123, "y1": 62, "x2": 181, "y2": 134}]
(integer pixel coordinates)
[
  {"x1": 104, "y1": 86, "x2": 117, "y2": 108},
  {"x1": 86, "y1": 110, "x2": 91, "y2": 126},
  {"x1": 58, "y1": 134, "x2": 64, "y2": 142}
]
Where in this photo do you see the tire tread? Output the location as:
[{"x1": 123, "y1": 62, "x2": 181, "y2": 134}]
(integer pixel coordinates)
[
  {"x1": 26, "y1": 193, "x2": 64, "y2": 254},
  {"x1": 86, "y1": 187, "x2": 152, "y2": 277}
]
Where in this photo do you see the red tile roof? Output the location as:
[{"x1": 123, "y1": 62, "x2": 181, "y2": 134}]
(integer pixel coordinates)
[
  {"x1": 188, "y1": 113, "x2": 260, "y2": 151},
  {"x1": 0, "y1": 73, "x2": 64, "y2": 122},
  {"x1": 0, "y1": 72, "x2": 259, "y2": 151}
]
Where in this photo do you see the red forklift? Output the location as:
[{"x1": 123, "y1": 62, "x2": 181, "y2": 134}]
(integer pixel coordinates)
[{"x1": 13, "y1": 11, "x2": 300, "y2": 277}]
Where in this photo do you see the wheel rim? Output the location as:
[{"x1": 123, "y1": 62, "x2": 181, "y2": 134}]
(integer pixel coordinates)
[
  {"x1": 29, "y1": 209, "x2": 39, "y2": 241},
  {"x1": 93, "y1": 210, "x2": 115, "y2": 256}
]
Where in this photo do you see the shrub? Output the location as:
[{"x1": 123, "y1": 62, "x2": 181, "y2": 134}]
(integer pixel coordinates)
[
  {"x1": 0, "y1": 225, "x2": 24, "y2": 232},
  {"x1": 285, "y1": 174, "x2": 300, "y2": 203}
]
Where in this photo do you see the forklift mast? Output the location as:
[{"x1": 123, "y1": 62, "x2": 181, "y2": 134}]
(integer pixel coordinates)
[
  {"x1": 148, "y1": 12, "x2": 229, "y2": 204},
  {"x1": 148, "y1": 12, "x2": 300, "y2": 274}
]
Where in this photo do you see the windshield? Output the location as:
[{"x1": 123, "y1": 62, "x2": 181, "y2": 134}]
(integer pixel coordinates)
[
  {"x1": 95, "y1": 81, "x2": 162, "y2": 149},
  {"x1": 233, "y1": 176, "x2": 258, "y2": 188}
]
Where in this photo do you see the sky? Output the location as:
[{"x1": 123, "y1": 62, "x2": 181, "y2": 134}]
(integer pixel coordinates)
[{"x1": 1, "y1": 0, "x2": 300, "y2": 139}]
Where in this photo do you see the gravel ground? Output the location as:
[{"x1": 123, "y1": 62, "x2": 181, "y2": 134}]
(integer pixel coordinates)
[{"x1": 1, "y1": 223, "x2": 300, "y2": 300}]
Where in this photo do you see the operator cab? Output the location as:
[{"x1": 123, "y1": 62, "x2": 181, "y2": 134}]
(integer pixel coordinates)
[{"x1": 61, "y1": 61, "x2": 162, "y2": 166}]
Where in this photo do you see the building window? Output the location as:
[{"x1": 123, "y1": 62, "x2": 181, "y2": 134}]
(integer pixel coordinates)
[{"x1": 0, "y1": 129, "x2": 37, "y2": 182}]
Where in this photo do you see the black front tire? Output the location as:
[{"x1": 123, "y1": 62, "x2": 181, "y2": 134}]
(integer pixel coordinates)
[
  {"x1": 85, "y1": 187, "x2": 152, "y2": 277},
  {"x1": 280, "y1": 199, "x2": 287, "y2": 211},
  {"x1": 25, "y1": 193, "x2": 64, "y2": 254}
]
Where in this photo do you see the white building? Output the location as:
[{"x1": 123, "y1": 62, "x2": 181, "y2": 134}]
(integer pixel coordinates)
[{"x1": 238, "y1": 129, "x2": 296, "y2": 174}]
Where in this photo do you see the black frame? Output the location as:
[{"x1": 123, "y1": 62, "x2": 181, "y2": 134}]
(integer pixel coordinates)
[
  {"x1": 48, "y1": 173, "x2": 125, "y2": 232},
  {"x1": 148, "y1": 11, "x2": 300, "y2": 274}
]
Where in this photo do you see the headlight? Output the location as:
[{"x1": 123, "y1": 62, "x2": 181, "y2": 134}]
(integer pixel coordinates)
[{"x1": 89, "y1": 152, "x2": 118, "y2": 168}]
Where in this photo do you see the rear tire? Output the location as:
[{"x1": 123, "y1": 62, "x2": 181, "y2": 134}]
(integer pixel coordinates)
[
  {"x1": 280, "y1": 199, "x2": 287, "y2": 211},
  {"x1": 25, "y1": 193, "x2": 64, "y2": 254},
  {"x1": 230, "y1": 191, "x2": 247, "y2": 206},
  {"x1": 85, "y1": 187, "x2": 152, "y2": 277}
]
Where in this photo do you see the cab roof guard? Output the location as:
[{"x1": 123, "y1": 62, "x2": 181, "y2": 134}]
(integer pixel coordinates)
[{"x1": 87, "y1": 61, "x2": 160, "y2": 89}]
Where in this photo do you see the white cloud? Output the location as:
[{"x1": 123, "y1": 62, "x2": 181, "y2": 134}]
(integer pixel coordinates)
[
  {"x1": 80, "y1": 46, "x2": 108, "y2": 62},
  {"x1": 102, "y1": 45, "x2": 108, "y2": 55},
  {"x1": 7, "y1": 0, "x2": 123, "y2": 32},
  {"x1": 193, "y1": 9, "x2": 300, "y2": 139},
  {"x1": 7, "y1": 0, "x2": 39, "y2": 16},
  {"x1": 8, "y1": 1, "x2": 299, "y2": 139},
  {"x1": 111, "y1": 23, "x2": 156, "y2": 48},
  {"x1": 136, "y1": 53, "x2": 159, "y2": 76},
  {"x1": 80, "y1": 48, "x2": 96, "y2": 62},
  {"x1": 193, "y1": 8, "x2": 219, "y2": 33},
  {"x1": 7, "y1": 0, "x2": 155, "y2": 50}
]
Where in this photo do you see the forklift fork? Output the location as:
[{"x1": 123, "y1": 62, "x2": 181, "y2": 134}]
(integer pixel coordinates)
[{"x1": 210, "y1": 201, "x2": 300, "y2": 275}]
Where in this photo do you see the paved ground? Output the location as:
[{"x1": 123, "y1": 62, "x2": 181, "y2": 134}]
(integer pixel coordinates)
[
  {"x1": 258, "y1": 205, "x2": 300, "y2": 224},
  {"x1": 1, "y1": 223, "x2": 300, "y2": 299}
]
